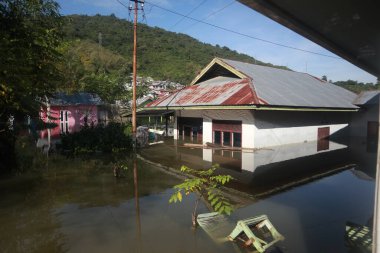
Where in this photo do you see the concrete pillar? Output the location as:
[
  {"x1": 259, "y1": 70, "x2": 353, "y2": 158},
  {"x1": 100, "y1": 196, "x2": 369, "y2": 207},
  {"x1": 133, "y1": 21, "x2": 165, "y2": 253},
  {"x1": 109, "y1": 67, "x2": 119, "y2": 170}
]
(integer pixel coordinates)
[
  {"x1": 242, "y1": 122, "x2": 255, "y2": 148},
  {"x1": 173, "y1": 112, "x2": 178, "y2": 140},
  {"x1": 203, "y1": 118, "x2": 212, "y2": 145}
]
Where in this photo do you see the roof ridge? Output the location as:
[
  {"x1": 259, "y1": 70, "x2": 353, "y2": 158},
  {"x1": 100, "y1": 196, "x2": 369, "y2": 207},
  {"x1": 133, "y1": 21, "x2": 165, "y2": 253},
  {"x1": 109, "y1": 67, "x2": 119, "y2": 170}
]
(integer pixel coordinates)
[{"x1": 218, "y1": 58, "x2": 294, "y2": 74}]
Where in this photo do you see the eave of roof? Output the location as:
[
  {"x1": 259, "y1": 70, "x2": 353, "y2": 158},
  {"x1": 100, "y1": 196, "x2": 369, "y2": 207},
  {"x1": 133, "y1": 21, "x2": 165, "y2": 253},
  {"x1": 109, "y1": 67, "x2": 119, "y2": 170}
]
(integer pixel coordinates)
[
  {"x1": 238, "y1": 0, "x2": 380, "y2": 79},
  {"x1": 141, "y1": 104, "x2": 358, "y2": 112}
]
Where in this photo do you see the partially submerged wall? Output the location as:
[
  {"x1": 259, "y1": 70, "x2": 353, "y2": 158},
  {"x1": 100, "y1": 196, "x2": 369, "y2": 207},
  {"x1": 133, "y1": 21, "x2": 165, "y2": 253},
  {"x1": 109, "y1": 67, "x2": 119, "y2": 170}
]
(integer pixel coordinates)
[
  {"x1": 173, "y1": 109, "x2": 351, "y2": 149},
  {"x1": 253, "y1": 110, "x2": 351, "y2": 148}
]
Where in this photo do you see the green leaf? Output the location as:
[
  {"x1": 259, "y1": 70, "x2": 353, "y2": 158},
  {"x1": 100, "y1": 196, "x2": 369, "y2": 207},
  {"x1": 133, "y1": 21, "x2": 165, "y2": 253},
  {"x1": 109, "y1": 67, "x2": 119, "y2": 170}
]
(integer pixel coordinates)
[
  {"x1": 224, "y1": 206, "x2": 232, "y2": 215},
  {"x1": 169, "y1": 194, "x2": 177, "y2": 203},
  {"x1": 211, "y1": 197, "x2": 219, "y2": 206},
  {"x1": 180, "y1": 165, "x2": 189, "y2": 172},
  {"x1": 177, "y1": 191, "x2": 182, "y2": 202},
  {"x1": 214, "y1": 201, "x2": 222, "y2": 211}
]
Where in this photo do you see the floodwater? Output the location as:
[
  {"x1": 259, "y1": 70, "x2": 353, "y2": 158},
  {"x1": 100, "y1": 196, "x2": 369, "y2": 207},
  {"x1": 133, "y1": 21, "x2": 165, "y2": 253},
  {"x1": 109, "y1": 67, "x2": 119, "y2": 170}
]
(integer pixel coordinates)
[{"x1": 0, "y1": 137, "x2": 376, "y2": 253}]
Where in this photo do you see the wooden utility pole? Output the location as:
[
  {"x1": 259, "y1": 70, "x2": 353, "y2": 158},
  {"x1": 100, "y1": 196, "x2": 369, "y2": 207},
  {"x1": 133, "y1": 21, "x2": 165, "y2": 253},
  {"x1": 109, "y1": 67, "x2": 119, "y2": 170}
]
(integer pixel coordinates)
[
  {"x1": 131, "y1": 0, "x2": 144, "y2": 147},
  {"x1": 131, "y1": 0, "x2": 137, "y2": 145}
]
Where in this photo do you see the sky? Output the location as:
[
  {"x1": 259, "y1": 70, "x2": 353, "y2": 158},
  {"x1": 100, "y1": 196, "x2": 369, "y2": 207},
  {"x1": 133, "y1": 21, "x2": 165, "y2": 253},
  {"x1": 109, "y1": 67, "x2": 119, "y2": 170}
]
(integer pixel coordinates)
[{"x1": 57, "y1": 0, "x2": 377, "y2": 83}]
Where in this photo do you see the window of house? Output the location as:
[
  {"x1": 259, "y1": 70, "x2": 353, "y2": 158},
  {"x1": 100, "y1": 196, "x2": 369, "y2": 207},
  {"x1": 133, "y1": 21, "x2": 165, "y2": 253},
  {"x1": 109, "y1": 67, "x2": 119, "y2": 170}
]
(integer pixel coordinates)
[
  {"x1": 60, "y1": 110, "x2": 69, "y2": 134},
  {"x1": 212, "y1": 120, "x2": 242, "y2": 147},
  {"x1": 233, "y1": 132, "x2": 242, "y2": 147},
  {"x1": 223, "y1": 132, "x2": 231, "y2": 146},
  {"x1": 214, "y1": 131, "x2": 221, "y2": 144}
]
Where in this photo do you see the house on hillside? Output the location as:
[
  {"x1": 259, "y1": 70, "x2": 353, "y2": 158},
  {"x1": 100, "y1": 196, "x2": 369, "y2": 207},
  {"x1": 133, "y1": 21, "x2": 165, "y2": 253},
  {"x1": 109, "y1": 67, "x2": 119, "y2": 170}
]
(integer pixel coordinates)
[
  {"x1": 40, "y1": 92, "x2": 108, "y2": 138},
  {"x1": 144, "y1": 58, "x2": 359, "y2": 149}
]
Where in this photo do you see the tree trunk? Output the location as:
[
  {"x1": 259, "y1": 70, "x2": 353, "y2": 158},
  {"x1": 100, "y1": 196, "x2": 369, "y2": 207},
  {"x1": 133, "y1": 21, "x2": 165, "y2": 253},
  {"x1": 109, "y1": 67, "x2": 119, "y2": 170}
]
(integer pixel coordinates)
[{"x1": 192, "y1": 198, "x2": 200, "y2": 228}]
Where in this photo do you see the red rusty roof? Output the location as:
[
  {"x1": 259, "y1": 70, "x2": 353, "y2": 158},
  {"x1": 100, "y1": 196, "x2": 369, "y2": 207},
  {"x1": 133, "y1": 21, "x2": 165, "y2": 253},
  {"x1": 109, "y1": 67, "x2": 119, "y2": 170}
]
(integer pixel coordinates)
[{"x1": 145, "y1": 77, "x2": 262, "y2": 107}]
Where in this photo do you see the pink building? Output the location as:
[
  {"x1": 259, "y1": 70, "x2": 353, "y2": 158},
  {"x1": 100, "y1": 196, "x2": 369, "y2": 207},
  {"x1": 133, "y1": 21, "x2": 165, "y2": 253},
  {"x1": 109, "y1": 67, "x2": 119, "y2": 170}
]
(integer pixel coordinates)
[{"x1": 40, "y1": 93, "x2": 107, "y2": 138}]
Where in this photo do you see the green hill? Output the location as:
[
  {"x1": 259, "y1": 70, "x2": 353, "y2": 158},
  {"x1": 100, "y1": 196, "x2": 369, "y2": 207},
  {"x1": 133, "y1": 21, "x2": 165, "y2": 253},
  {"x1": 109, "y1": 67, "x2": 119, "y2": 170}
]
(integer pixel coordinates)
[{"x1": 62, "y1": 14, "x2": 289, "y2": 84}]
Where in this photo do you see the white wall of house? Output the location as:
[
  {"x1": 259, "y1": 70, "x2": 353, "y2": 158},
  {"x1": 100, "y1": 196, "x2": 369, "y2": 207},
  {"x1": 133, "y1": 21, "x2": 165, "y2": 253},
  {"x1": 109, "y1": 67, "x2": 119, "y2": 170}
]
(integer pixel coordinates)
[
  {"x1": 253, "y1": 110, "x2": 351, "y2": 148},
  {"x1": 174, "y1": 109, "x2": 351, "y2": 149}
]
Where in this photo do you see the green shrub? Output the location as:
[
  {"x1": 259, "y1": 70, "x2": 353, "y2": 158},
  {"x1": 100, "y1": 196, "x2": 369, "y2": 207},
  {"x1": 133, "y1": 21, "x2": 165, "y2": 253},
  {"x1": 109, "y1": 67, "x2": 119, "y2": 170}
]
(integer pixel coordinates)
[
  {"x1": 61, "y1": 123, "x2": 132, "y2": 154},
  {"x1": 14, "y1": 135, "x2": 48, "y2": 174}
]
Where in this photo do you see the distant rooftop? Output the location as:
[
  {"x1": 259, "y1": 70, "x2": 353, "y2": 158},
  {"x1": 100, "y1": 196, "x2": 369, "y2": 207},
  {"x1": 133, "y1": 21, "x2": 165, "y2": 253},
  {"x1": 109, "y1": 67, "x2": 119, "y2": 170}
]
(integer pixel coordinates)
[
  {"x1": 354, "y1": 90, "x2": 380, "y2": 105},
  {"x1": 50, "y1": 92, "x2": 104, "y2": 106}
]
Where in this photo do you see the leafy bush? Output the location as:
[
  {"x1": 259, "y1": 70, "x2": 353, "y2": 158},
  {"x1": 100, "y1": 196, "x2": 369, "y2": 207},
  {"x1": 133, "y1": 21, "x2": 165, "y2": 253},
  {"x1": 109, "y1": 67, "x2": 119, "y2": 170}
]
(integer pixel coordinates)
[
  {"x1": 61, "y1": 123, "x2": 132, "y2": 154},
  {"x1": 14, "y1": 135, "x2": 48, "y2": 174},
  {"x1": 169, "y1": 164, "x2": 234, "y2": 226}
]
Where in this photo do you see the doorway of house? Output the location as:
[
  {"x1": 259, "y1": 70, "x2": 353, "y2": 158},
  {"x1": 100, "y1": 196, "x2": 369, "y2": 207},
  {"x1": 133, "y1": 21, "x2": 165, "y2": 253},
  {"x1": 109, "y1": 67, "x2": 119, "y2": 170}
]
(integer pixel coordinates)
[
  {"x1": 212, "y1": 120, "x2": 242, "y2": 147},
  {"x1": 177, "y1": 117, "x2": 203, "y2": 143}
]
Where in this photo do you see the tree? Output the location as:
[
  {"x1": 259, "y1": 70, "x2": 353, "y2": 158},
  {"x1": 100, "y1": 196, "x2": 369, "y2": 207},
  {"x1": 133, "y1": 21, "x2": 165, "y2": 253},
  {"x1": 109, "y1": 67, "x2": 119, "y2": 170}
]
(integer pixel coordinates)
[
  {"x1": 0, "y1": 0, "x2": 62, "y2": 173},
  {"x1": 169, "y1": 165, "x2": 233, "y2": 227},
  {"x1": 321, "y1": 75, "x2": 327, "y2": 81},
  {"x1": 0, "y1": 0, "x2": 62, "y2": 123}
]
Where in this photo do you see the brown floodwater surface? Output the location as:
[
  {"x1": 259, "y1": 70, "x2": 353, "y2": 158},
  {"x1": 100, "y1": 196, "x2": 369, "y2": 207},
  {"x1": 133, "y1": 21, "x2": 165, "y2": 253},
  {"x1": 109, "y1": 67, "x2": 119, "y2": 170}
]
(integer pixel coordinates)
[{"x1": 0, "y1": 137, "x2": 376, "y2": 253}]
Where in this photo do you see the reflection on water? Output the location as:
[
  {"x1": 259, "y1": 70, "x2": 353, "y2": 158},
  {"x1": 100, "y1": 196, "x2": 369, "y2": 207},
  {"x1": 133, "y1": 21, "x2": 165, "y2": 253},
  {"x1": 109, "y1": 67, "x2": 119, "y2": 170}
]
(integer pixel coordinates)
[
  {"x1": 140, "y1": 137, "x2": 376, "y2": 252},
  {"x1": 0, "y1": 137, "x2": 376, "y2": 253},
  {"x1": 142, "y1": 139, "x2": 364, "y2": 196},
  {"x1": 133, "y1": 158, "x2": 142, "y2": 253}
]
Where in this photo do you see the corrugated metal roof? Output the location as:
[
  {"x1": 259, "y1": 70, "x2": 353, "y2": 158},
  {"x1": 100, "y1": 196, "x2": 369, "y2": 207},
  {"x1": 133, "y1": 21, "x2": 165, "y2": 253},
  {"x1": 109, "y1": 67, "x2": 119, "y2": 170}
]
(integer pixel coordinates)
[
  {"x1": 354, "y1": 90, "x2": 380, "y2": 105},
  {"x1": 221, "y1": 58, "x2": 358, "y2": 109},
  {"x1": 50, "y1": 92, "x2": 104, "y2": 106},
  {"x1": 146, "y1": 58, "x2": 359, "y2": 110},
  {"x1": 145, "y1": 77, "x2": 257, "y2": 107}
]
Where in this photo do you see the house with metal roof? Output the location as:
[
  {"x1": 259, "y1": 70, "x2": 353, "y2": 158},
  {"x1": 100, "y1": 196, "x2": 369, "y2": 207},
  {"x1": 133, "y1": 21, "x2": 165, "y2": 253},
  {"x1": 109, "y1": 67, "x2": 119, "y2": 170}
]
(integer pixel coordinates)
[
  {"x1": 40, "y1": 92, "x2": 108, "y2": 138},
  {"x1": 350, "y1": 90, "x2": 380, "y2": 140},
  {"x1": 144, "y1": 58, "x2": 359, "y2": 149}
]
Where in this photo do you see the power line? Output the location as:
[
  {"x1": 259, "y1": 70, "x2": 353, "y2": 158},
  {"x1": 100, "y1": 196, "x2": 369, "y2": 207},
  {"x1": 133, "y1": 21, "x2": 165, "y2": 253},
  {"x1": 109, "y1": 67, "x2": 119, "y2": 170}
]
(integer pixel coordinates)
[
  {"x1": 144, "y1": 0, "x2": 341, "y2": 59},
  {"x1": 182, "y1": 0, "x2": 236, "y2": 32},
  {"x1": 142, "y1": 5, "x2": 148, "y2": 25},
  {"x1": 116, "y1": 0, "x2": 129, "y2": 9},
  {"x1": 169, "y1": 0, "x2": 208, "y2": 30}
]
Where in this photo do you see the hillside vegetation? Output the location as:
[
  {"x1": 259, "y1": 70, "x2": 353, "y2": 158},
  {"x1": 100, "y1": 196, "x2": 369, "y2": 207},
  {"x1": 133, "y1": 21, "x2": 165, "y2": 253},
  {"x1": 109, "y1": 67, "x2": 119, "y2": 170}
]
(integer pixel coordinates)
[
  {"x1": 60, "y1": 14, "x2": 379, "y2": 100},
  {"x1": 334, "y1": 80, "x2": 379, "y2": 94},
  {"x1": 62, "y1": 14, "x2": 289, "y2": 84}
]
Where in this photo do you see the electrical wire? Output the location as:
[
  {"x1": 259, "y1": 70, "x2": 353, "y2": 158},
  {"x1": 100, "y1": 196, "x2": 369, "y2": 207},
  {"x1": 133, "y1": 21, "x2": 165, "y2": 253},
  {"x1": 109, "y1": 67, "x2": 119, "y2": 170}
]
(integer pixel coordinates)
[
  {"x1": 182, "y1": 0, "x2": 236, "y2": 32},
  {"x1": 144, "y1": 0, "x2": 341, "y2": 59},
  {"x1": 116, "y1": 0, "x2": 129, "y2": 9},
  {"x1": 169, "y1": 0, "x2": 208, "y2": 30},
  {"x1": 142, "y1": 5, "x2": 148, "y2": 25}
]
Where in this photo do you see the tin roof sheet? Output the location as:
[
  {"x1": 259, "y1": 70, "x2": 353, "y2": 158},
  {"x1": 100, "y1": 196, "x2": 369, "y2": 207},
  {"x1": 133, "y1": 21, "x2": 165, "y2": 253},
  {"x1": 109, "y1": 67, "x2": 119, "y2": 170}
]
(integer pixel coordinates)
[
  {"x1": 353, "y1": 90, "x2": 380, "y2": 105},
  {"x1": 221, "y1": 59, "x2": 358, "y2": 109},
  {"x1": 146, "y1": 77, "x2": 256, "y2": 107},
  {"x1": 50, "y1": 92, "x2": 104, "y2": 106}
]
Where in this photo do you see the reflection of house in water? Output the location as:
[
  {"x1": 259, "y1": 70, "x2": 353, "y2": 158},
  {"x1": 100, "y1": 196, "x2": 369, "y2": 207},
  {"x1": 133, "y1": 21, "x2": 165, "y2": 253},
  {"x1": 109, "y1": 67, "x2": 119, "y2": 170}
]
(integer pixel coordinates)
[
  {"x1": 142, "y1": 138, "x2": 358, "y2": 196},
  {"x1": 203, "y1": 140, "x2": 354, "y2": 195}
]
